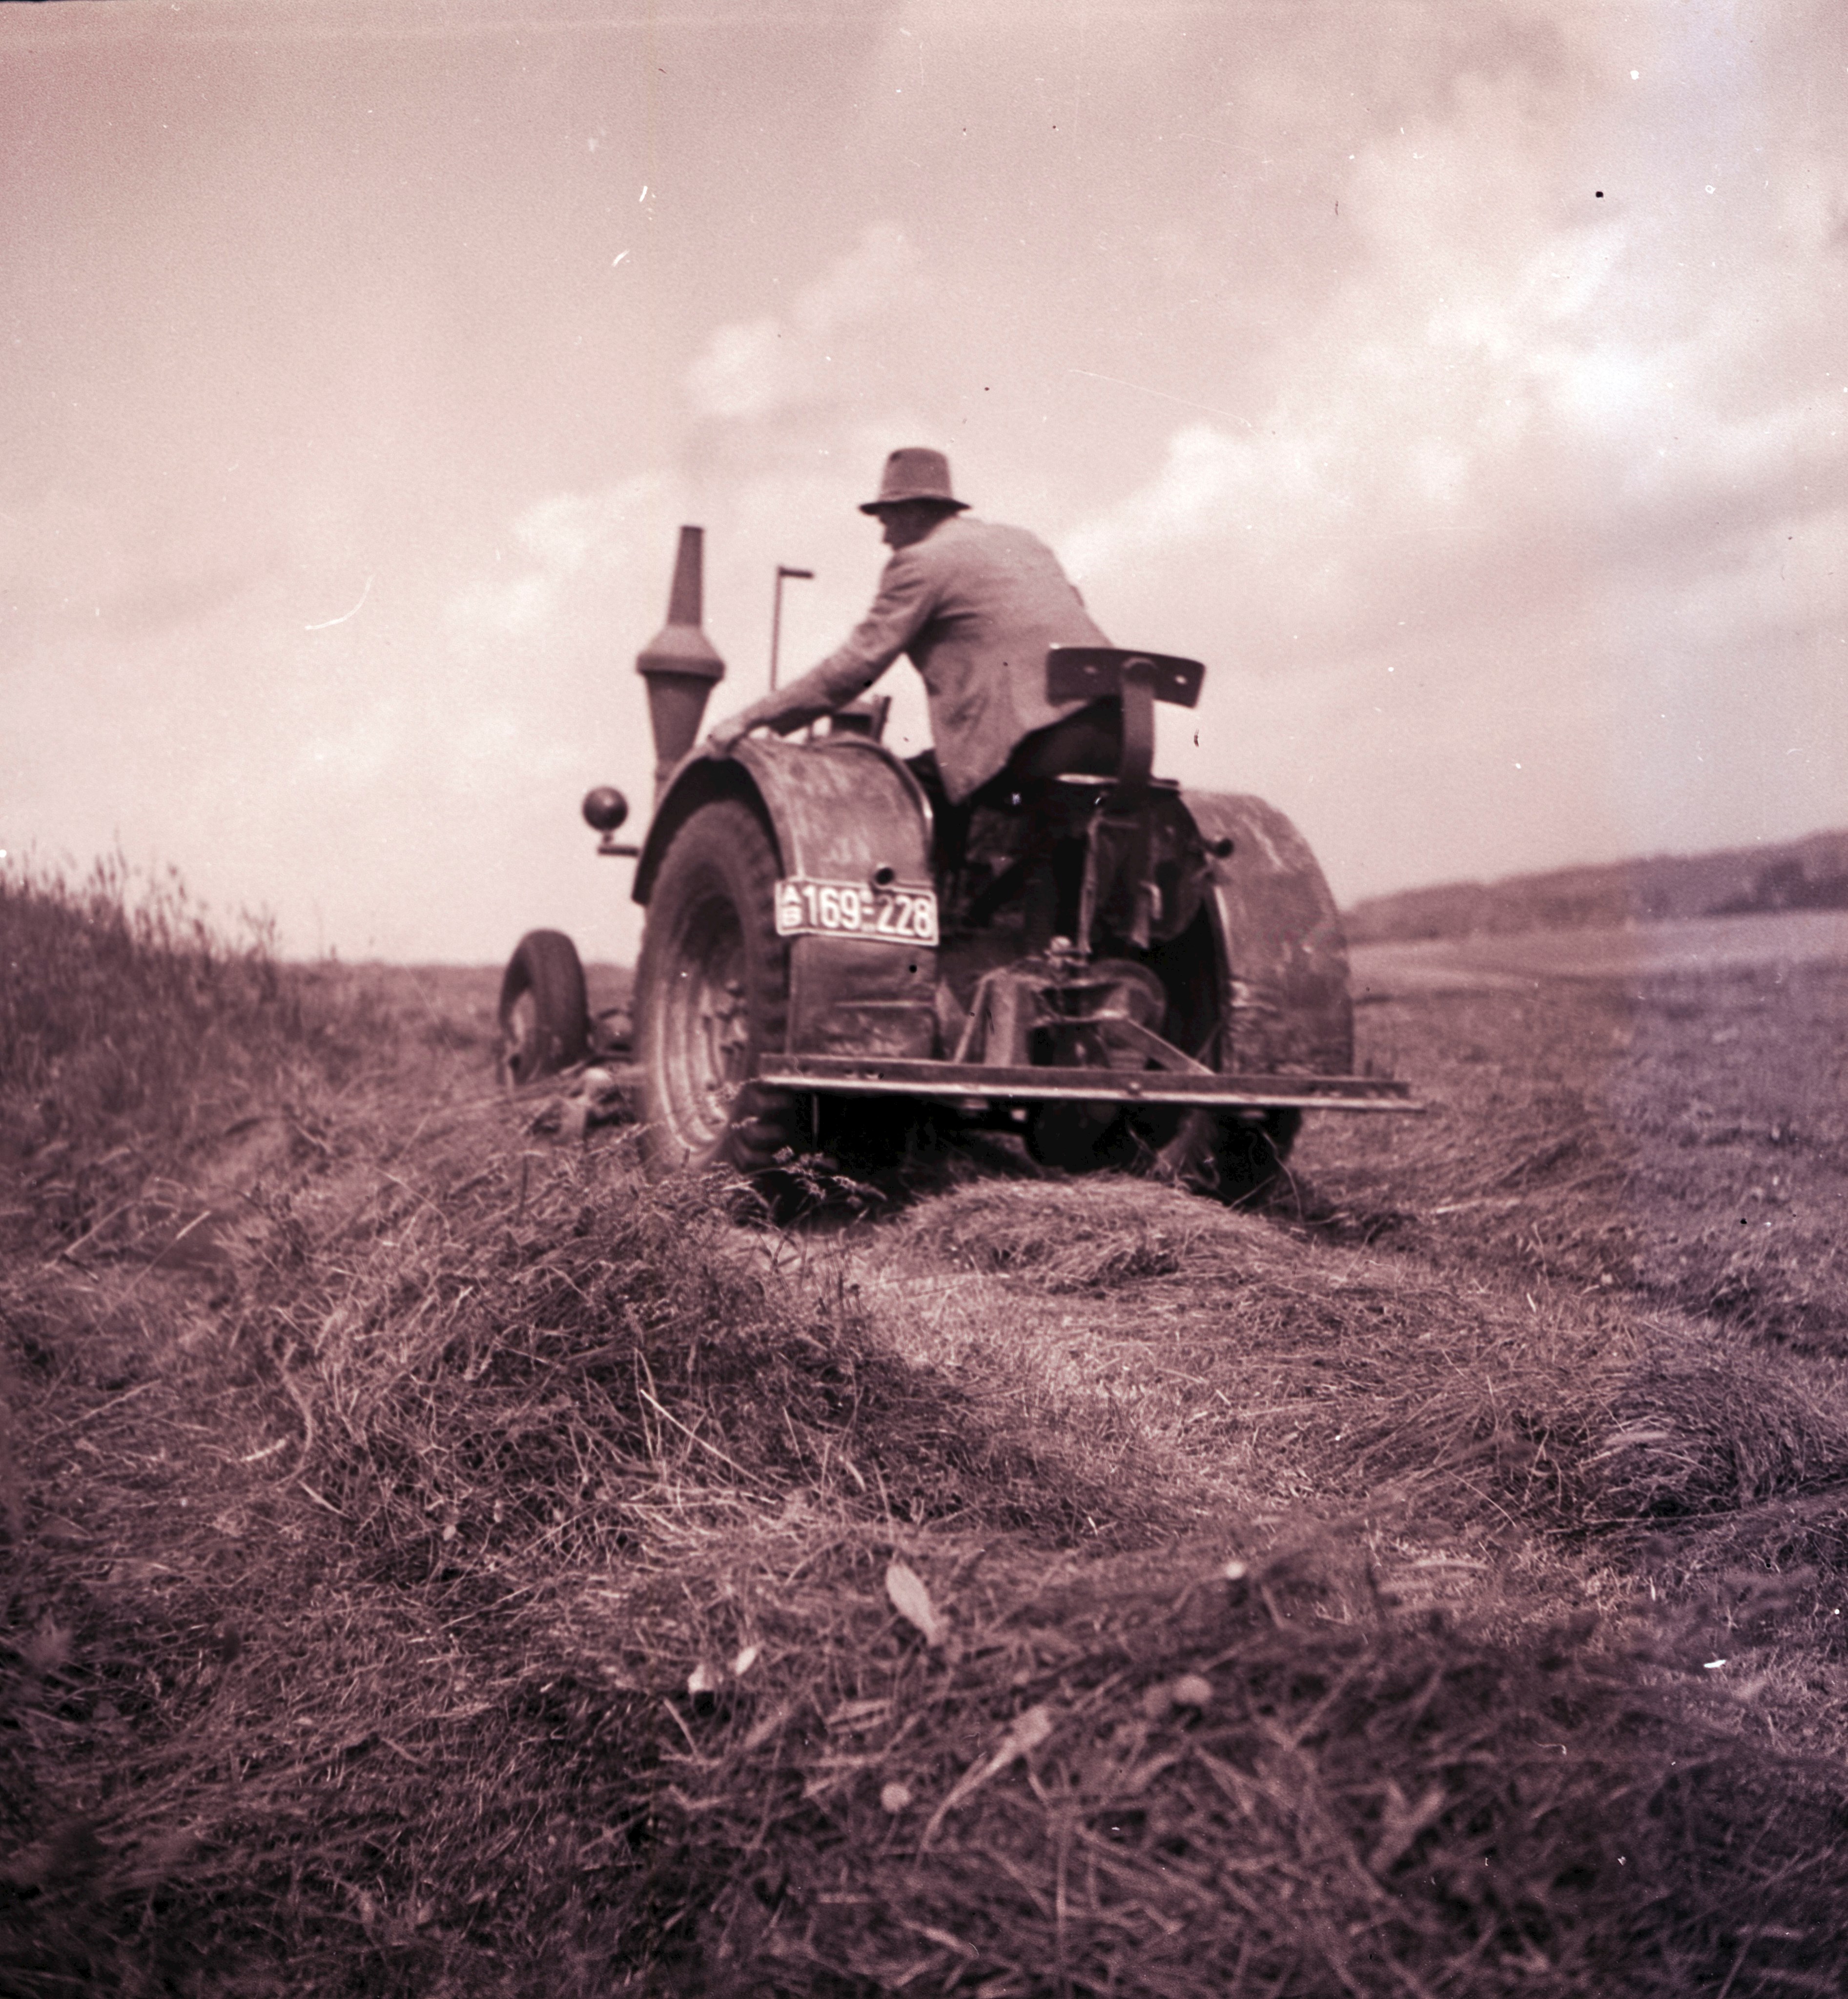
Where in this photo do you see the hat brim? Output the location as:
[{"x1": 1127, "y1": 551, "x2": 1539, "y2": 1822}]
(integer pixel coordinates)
[{"x1": 859, "y1": 494, "x2": 969, "y2": 515}]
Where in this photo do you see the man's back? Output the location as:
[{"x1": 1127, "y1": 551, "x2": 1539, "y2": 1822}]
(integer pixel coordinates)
[
  {"x1": 883, "y1": 514, "x2": 1109, "y2": 801},
  {"x1": 702, "y1": 450, "x2": 1113, "y2": 801}
]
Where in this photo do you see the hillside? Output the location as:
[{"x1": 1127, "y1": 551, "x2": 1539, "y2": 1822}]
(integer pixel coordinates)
[
  {"x1": 1345, "y1": 825, "x2": 1848, "y2": 944},
  {"x1": 5, "y1": 859, "x2": 1848, "y2": 1996}
]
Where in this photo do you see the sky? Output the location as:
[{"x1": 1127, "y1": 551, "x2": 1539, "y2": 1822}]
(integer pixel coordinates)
[{"x1": 3, "y1": 0, "x2": 1844, "y2": 965}]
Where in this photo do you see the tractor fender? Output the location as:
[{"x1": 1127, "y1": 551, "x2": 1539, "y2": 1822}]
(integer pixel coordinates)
[
  {"x1": 1180, "y1": 791, "x2": 1354, "y2": 1076},
  {"x1": 635, "y1": 739, "x2": 939, "y2": 1062}
]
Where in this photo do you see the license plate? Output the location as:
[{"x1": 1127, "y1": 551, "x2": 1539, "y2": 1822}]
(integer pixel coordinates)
[{"x1": 775, "y1": 877, "x2": 939, "y2": 945}]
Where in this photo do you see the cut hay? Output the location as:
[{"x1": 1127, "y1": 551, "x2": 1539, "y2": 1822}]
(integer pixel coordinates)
[
  {"x1": 891, "y1": 1179, "x2": 1848, "y2": 1545},
  {"x1": 9, "y1": 869, "x2": 1848, "y2": 1997},
  {"x1": 2, "y1": 1136, "x2": 1206, "y2": 1994},
  {"x1": 1596, "y1": 1338, "x2": 1848, "y2": 1523},
  {"x1": 898, "y1": 1177, "x2": 1247, "y2": 1290},
  {"x1": 639, "y1": 1532, "x2": 1848, "y2": 1998}
]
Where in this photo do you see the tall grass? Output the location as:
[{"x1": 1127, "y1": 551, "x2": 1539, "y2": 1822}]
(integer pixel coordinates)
[{"x1": 0, "y1": 853, "x2": 388, "y2": 1248}]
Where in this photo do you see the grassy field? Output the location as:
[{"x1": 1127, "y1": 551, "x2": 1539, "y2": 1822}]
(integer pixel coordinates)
[{"x1": 4, "y1": 868, "x2": 1847, "y2": 1997}]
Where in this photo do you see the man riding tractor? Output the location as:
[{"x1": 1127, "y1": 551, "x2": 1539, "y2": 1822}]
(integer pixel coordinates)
[
  {"x1": 499, "y1": 448, "x2": 1417, "y2": 1200},
  {"x1": 705, "y1": 447, "x2": 1123, "y2": 936}
]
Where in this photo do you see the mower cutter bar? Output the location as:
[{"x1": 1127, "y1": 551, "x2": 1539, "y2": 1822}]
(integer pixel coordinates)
[{"x1": 755, "y1": 1055, "x2": 1422, "y2": 1113}]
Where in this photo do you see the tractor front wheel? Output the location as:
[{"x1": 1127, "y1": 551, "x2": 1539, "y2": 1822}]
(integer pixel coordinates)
[
  {"x1": 635, "y1": 799, "x2": 803, "y2": 1178},
  {"x1": 498, "y1": 929, "x2": 590, "y2": 1085}
]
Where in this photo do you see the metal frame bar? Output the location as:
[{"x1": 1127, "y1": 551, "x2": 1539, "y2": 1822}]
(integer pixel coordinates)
[{"x1": 754, "y1": 1054, "x2": 1421, "y2": 1112}]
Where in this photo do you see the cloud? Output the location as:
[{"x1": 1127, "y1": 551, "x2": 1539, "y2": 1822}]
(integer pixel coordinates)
[
  {"x1": 684, "y1": 223, "x2": 922, "y2": 422},
  {"x1": 684, "y1": 318, "x2": 788, "y2": 424},
  {"x1": 1060, "y1": 52, "x2": 1848, "y2": 690},
  {"x1": 447, "y1": 471, "x2": 675, "y2": 643}
]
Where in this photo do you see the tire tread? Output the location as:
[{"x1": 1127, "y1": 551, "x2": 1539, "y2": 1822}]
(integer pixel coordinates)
[{"x1": 636, "y1": 800, "x2": 801, "y2": 1176}]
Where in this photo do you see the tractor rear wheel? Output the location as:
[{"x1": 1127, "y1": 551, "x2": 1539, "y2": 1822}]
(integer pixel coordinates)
[
  {"x1": 636, "y1": 799, "x2": 803, "y2": 1178},
  {"x1": 498, "y1": 929, "x2": 590, "y2": 1085}
]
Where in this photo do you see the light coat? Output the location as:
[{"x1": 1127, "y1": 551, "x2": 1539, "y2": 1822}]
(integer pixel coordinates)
[{"x1": 784, "y1": 515, "x2": 1110, "y2": 802}]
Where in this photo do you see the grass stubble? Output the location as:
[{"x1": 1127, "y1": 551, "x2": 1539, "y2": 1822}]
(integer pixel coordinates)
[{"x1": 3, "y1": 858, "x2": 1847, "y2": 1995}]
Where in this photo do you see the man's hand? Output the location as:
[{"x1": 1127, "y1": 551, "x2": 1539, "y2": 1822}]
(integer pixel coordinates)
[{"x1": 704, "y1": 709, "x2": 755, "y2": 756}]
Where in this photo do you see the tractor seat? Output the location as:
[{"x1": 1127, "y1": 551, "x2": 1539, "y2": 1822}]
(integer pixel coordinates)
[
  {"x1": 1045, "y1": 646, "x2": 1205, "y2": 708},
  {"x1": 1037, "y1": 649, "x2": 1204, "y2": 953},
  {"x1": 1045, "y1": 647, "x2": 1204, "y2": 803}
]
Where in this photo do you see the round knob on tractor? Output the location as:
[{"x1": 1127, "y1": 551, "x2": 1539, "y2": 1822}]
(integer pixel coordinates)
[{"x1": 582, "y1": 786, "x2": 630, "y2": 834}]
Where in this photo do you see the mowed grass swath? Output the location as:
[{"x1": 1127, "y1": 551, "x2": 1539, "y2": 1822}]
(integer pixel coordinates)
[{"x1": 4, "y1": 861, "x2": 1848, "y2": 1996}]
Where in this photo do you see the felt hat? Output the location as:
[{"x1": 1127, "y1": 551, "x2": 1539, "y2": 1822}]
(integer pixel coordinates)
[{"x1": 860, "y1": 447, "x2": 968, "y2": 514}]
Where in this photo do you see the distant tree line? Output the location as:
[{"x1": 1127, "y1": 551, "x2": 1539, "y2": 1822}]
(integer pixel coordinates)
[
  {"x1": 1708, "y1": 857, "x2": 1848, "y2": 916},
  {"x1": 1344, "y1": 828, "x2": 1848, "y2": 944}
]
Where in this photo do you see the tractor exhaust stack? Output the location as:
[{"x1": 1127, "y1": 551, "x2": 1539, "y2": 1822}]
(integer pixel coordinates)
[{"x1": 636, "y1": 525, "x2": 725, "y2": 799}]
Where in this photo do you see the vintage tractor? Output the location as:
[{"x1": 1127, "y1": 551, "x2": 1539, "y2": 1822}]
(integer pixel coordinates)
[{"x1": 498, "y1": 526, "x2": 1417, "y2": 1197}]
